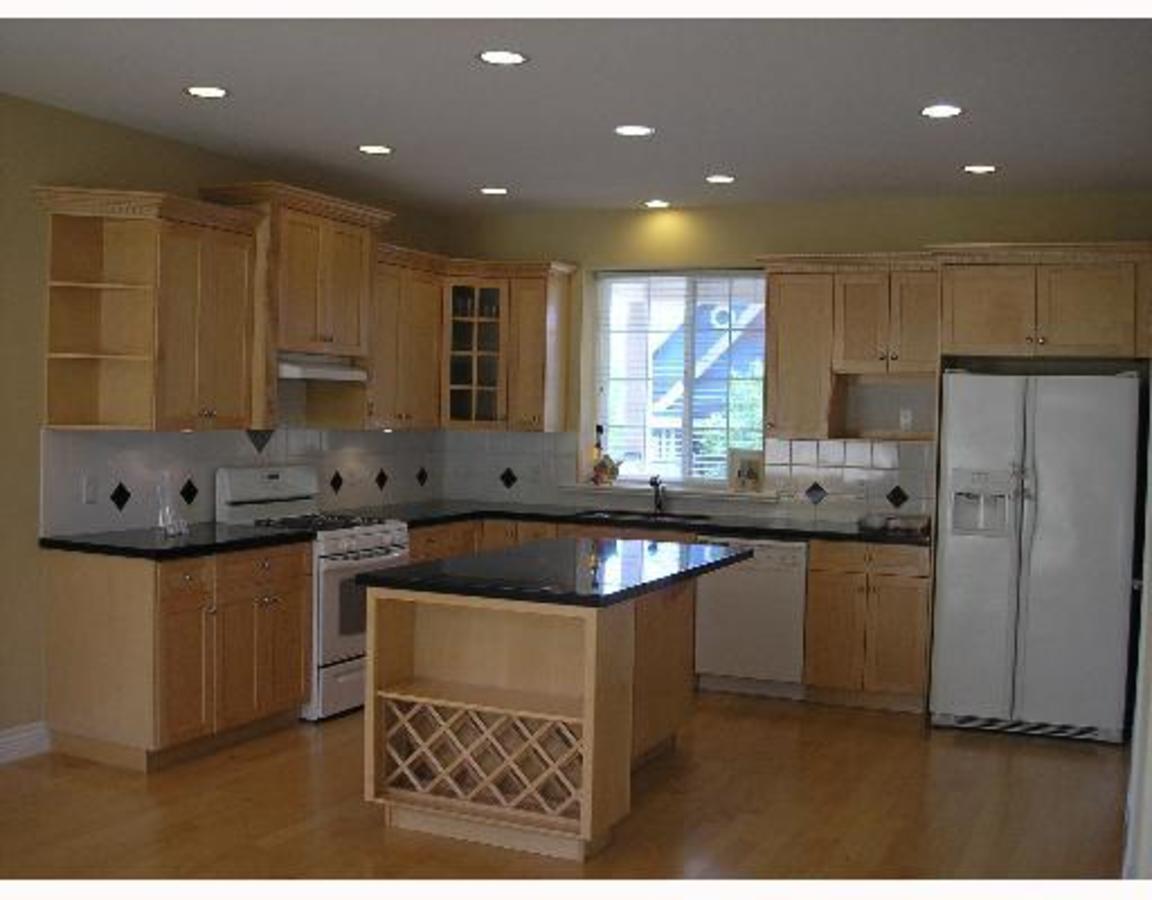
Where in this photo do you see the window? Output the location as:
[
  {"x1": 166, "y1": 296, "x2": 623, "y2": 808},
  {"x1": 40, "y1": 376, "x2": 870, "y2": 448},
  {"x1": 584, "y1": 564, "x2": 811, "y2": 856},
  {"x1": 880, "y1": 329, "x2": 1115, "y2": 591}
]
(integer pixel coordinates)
[{"x1": 596, "y1": 271, "x2": 766, "y2": 483}]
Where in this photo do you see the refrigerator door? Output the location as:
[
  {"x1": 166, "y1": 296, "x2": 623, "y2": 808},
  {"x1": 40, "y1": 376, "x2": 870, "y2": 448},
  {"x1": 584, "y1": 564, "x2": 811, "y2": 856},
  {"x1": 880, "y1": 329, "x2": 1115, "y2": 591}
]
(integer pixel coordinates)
[
  {"x1": 1013, "y1": 375, "x2": 1138, "y2": 733},
  {"x1": 931, "y1": 373, "x2": 1028, "y2": 719}
]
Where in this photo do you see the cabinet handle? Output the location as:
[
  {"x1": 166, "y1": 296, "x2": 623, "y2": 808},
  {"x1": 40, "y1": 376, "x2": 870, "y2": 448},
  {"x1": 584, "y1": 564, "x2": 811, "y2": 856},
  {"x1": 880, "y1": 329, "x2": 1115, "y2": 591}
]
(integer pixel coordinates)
[
  {"x1": 878, "y1": 352, "x2": 888, "y2": 361},
  {"x1": 260, "y1": 560, "x2": 271, "y2": 571},
  {"x1": 205, "y1": 601, "x2": 217, "y2": 615},
  {"x1": 889, "y1": 352, "x2": 899, "y2": 361},
  {"x1": 1025, "y1": 335, "x2": 1034, "y2": 344},
  {"x1": 198, "y1": 408, "x2": 210, "y2": 418},
  {"x1": 183, "y1": 573, "x2": 193, "y2": 583},
  {"x1": 1037, "y1": 336, "x2": 1047, "y2": 345}
]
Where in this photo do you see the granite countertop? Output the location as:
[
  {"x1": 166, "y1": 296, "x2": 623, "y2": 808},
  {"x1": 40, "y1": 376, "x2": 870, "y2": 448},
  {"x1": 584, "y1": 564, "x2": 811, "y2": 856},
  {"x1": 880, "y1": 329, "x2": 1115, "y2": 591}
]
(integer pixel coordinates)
[
  {"x1": 356, "y1": 500, "x2": 932, "y2": 546},
  {"x1": 38, "y1": 522, "x2": 315, "y2": 560},
  {"x1": 356, "y1": 537, "x2": 753, "y2": 607}
]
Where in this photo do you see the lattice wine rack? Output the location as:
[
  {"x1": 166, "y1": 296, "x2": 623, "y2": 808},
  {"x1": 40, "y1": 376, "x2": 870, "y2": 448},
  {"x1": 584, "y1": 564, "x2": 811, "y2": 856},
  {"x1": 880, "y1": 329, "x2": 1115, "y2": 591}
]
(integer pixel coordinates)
[{"x1": 379, "y1": 696, "x2": 584, "y2": 826}]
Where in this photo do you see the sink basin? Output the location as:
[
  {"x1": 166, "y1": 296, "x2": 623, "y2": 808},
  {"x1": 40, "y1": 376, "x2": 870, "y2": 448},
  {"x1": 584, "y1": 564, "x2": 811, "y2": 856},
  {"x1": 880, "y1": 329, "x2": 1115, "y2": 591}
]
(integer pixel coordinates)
[{"x1": 574, "y1": 510, "x2": 712, "y2": 523}]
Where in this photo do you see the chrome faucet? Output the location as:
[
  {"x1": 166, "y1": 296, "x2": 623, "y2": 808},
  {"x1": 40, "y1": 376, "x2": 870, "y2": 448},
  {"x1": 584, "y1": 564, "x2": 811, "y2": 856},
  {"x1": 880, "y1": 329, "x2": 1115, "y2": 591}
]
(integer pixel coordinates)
[{"x1": 648, "y1": 475, "x2": 666, "y2": 516}]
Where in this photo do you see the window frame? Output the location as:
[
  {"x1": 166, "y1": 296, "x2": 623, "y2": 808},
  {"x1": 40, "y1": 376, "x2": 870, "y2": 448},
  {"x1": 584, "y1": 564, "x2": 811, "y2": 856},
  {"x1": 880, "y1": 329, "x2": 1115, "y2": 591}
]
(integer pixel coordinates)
[{"x1": 593, "y1": 268, "x2": 767, "y2": 487}]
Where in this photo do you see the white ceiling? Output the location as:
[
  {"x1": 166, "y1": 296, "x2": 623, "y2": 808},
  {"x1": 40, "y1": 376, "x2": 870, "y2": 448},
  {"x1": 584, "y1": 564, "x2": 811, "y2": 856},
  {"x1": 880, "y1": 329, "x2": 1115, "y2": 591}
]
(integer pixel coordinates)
[{"x1": 2, "y1": 19, "x2": 1152, "y2": 214}]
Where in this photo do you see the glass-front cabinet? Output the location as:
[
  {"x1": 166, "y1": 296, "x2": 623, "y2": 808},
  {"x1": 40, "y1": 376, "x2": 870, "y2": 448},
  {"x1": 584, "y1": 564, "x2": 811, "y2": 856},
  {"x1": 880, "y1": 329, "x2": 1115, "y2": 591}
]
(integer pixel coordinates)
[{"x1": 443, "y1": 279, "x2": 508, "y2": 427}]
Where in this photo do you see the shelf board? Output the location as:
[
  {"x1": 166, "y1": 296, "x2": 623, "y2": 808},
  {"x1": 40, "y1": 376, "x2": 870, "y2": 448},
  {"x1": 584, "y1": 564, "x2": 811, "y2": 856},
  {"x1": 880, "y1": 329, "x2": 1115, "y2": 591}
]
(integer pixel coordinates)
[
  {"x1": 379, "y1": 679, "x2": 583, "y2": 723},
  {"x1": 48, "y1": 352, "x2": 153, "y2": 362},
  {"x1": 49, "y1": 281, "x2": 153, "y2": 292},
  {"x1": 834, "y1": 430, "x2": 935, "y2": 442}
]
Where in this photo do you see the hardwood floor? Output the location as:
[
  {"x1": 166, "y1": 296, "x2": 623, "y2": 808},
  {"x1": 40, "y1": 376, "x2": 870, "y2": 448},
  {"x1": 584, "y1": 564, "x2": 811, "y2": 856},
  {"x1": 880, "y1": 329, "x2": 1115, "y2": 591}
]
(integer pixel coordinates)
[{"x1": 0, "y1": 693, "x2": 1129, "y2": 878}]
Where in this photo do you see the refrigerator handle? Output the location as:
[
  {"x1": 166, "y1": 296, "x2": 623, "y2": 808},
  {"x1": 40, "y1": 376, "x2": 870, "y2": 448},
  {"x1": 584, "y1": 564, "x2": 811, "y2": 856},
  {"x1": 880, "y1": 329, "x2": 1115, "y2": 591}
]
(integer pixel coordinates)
[{"x1": 1013, "y1": 382, "x2": 1039, "y2": 716}]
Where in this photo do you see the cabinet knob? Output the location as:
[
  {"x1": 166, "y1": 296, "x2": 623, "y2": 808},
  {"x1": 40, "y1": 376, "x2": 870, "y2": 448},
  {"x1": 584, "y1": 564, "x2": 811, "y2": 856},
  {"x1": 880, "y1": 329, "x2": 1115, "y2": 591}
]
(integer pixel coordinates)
[
  {"x1": 205, "y1": 601, "x2": 217, "y2": 615},
  {"x1": 183, "y1": 573, "x2": 193, "y2": 583},
  {"x1": 1037, "y1": 336, "x2": 1047, "y2": 345},
  {"x1": 1025, "y1": 335, "x2": 1034, "y2": 344},
  {"x1": 260, "y1": 560, "x2": 271, "y2": 571},
  {"x1": 878, "y1": 352, "x2": 888, "y2": 361},
  {"x1": 889, "y1": 353, "x2": 899, "y2": 361}
]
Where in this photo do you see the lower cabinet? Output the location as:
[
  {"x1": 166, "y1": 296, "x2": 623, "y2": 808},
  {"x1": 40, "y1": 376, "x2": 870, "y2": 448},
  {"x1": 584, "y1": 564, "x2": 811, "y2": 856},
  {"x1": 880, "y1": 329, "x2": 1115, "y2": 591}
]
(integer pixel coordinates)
[
  {"x1": 804, "y1": 541, "x2": 931, "y2": 706},
  {"x1": 477, "y1": 519, "x2": 519, "y2": 552},
  {"x1": 408, "y1": 521, "x2": 479, "y2": 561}
]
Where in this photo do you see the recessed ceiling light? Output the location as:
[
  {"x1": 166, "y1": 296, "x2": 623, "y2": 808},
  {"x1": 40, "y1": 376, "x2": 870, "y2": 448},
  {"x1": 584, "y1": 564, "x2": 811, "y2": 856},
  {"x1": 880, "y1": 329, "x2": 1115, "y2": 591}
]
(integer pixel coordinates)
[
  {"x1": 921, "y1": 103, "x2": 963, "y2": 119},
  {"x1": 705, "y1": 174, "x2": 736, "y2": 185},
  {"x1": 480, "y1": 187, "x2": 509, "y2": 196},
  {"x1": 358, "y1": 145, "x2": 393, "y2": 156},
  {"x1": 479, "y1": 49, "x2": 528, "y2": 66},
  {"x1": 186, "y1": 86, "x2": 228, "y2": 99},
  {"x1": 963, "y1": 164, "x2": 997, "y2": 175},
  {"x1": 644, "y1": 199, "x2": 670, "y2": 209},
  {"x1": 615, "y1": 125, "x2": 656, "y2": 138}
]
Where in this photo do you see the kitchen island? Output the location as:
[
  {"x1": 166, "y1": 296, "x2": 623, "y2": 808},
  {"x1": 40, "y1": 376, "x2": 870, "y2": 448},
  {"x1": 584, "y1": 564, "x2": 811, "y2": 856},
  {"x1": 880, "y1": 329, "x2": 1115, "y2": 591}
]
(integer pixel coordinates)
[{"x1": 357, "y1": 536, "x2": 751, "y2": 860}]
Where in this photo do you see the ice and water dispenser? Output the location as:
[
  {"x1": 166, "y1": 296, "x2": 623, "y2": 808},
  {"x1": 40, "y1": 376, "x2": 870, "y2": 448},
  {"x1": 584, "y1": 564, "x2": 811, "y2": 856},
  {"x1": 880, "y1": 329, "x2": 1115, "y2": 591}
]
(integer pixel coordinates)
[{"x1": 949, "y1": 469, "x2": 1014, "y2": 537}]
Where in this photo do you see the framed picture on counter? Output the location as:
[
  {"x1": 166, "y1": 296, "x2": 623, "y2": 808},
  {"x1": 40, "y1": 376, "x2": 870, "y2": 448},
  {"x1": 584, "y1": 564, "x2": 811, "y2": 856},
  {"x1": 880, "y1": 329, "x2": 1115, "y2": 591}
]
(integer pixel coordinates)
[{"x1": 727, "y1": 448, "x2": 764, "y2": 493}]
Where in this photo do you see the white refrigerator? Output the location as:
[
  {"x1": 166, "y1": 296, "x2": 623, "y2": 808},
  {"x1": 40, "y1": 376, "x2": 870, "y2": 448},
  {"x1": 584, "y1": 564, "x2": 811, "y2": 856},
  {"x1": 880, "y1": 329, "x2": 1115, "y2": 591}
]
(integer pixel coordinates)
[{"x1": 931, "y1": 372, "x2": 1140, "y2": 742}]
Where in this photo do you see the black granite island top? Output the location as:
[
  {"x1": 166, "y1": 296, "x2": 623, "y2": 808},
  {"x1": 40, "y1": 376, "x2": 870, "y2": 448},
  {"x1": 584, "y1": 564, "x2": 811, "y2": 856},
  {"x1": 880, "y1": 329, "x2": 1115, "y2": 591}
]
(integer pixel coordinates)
[
  {"x1": 351, "y1": 500, "x2": 932, "y2": 547},
  {"x1": 356, "y1": 536, "x2": 753, "y2": 607},
  {"x1": 38, "y1": 522, "x2": 315, "y2": 560}
]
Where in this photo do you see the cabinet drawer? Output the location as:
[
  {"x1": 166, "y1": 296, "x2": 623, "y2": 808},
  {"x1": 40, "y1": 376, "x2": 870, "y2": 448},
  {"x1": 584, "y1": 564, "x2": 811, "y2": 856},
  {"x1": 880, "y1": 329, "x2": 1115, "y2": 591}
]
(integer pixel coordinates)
[
  {"x1": 808, "y1": 540, "x2": 870, "y2": 573},
  {"x1": 216, "y1": 544, "x2": 311, "y2": 587},
  {"x1": 158, "y1": 557, "x2": 215, "y2": 595},
  {"x1": 868, "y1": 544, "x2": 931, "y2": 577}
]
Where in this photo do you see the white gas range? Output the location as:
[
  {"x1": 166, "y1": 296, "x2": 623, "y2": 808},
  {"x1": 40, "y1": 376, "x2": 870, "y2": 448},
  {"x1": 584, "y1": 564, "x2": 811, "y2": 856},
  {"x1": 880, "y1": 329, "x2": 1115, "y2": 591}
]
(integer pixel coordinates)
[{"x1": 215, "y1": 465, "x2": 409, "y2": 720}]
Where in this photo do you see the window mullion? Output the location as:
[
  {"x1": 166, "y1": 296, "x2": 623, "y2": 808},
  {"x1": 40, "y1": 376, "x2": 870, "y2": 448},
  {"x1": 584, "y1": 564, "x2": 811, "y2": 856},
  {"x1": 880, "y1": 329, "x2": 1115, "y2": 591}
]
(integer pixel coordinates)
[{"x1": 682, "y1": 277, "x2": 696, "y2": 483}]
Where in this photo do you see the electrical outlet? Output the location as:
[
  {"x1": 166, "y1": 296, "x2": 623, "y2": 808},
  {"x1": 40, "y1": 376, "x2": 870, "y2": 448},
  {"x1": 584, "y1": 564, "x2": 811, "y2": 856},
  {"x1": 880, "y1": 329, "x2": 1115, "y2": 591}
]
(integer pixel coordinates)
[{"x1": 81, "y1": 474, "x2": 97, "y2": 505}]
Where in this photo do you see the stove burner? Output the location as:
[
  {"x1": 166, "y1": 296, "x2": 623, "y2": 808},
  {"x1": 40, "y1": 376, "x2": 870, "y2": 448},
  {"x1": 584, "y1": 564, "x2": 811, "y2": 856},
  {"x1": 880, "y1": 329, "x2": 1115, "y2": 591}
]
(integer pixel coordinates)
[{"x1": 255, "y1": 512, "x2": 392, "y2": 531}]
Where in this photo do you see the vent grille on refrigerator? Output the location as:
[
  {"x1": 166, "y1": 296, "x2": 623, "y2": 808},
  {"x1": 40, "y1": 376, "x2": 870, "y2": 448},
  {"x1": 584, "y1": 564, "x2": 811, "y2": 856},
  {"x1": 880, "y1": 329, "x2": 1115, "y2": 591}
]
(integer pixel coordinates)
[{"x1": 938, "y1": 714, "x2": 1102, "y2": 742}]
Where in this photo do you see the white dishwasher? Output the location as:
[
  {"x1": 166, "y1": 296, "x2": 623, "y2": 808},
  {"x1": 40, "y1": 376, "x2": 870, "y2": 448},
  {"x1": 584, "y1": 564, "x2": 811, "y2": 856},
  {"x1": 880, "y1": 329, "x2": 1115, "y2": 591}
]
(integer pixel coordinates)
[{"x1": 695, "y1": 539, "x2": 808, "y2": 697}]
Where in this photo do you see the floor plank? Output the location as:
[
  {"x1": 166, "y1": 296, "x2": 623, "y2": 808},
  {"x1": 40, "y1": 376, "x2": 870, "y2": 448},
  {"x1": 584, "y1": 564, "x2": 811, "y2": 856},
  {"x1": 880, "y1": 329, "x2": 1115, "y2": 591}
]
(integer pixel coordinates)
[{"x1": 0, "y1": 693, "x2": 1128, "y2": 878}]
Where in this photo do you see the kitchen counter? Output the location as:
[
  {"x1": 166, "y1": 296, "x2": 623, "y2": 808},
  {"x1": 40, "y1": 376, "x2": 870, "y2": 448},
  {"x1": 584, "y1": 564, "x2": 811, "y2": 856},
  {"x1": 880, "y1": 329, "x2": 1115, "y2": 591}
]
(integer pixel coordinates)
[
  {"x1": 38, "y1": 522, "x2": 314, "y2": 559},
  {"x1": 356, "y1": 536, "x2": 752, "y2": 607}
]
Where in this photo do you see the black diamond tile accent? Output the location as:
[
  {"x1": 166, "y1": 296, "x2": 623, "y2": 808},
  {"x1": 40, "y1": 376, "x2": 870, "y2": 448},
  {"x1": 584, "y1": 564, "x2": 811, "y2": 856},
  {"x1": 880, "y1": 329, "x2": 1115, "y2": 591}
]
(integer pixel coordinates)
[
  {"x1": 110, "y1": 482, "x2": 132, "y2": 511},
  {"x1": 330, "y1": 471, "x2": 344, "y2": 494},
  {"x1": 375, "y1": 468, "x2": 389, "y2": 491},
  {"x1": 500, "y1": 467, "x2": 518, "y2": 489},
  {"x1": 804, "y1": 482, "x2": 827, "y2": 505},
  {"x1": 416, "y1": 467, "x2": 429, "y2": 487},
  {"x1": 179, "y1": 478, "x2": 199, "y2": 506},
  {"x1": 246, "y1": 429, "x2": 275, "y2": 453},
  {"x1": 886, "y1": 485, "x2": 910, "y2": 509}
]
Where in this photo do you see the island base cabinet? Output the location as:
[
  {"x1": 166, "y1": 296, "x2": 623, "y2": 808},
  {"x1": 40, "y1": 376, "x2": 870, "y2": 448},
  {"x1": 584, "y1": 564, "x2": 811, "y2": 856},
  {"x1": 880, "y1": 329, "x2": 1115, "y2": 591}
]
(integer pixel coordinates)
[{"x1": 632, "y1": 582, "x2": 696, "y2": 763}]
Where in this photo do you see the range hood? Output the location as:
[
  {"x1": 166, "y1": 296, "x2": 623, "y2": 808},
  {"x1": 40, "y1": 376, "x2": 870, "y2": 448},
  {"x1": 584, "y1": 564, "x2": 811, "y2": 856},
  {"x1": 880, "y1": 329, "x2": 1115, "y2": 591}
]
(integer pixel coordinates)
[{"x1": 277, "y1": 353, "x2": 367, "y2": 383}]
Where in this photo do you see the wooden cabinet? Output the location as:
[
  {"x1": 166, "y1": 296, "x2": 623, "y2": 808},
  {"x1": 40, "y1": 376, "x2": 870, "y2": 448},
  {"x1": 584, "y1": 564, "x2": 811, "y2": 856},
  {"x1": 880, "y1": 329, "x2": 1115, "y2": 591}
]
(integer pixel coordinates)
[
  {"x1": 155, "y1": 560, "x2": 216, "y2": 747},
  {"x1": 443, "y1": 279, "x2": 509, "y2": 427},
  {"x1": 369, "y1": 263, "x2": 443, "y2": 429},
  {"x1": 37, "y1": 187, "x2": 259, "y2": 430},
  {"x1": 943, "y1": 261, "x2": 1138, "y2": 357},
  {"x1": 508, "y1": 269, "x2": 572, "y2": 431},
  {"x1": 478, "y1": 519, "x2": 519, "y2": 552},
  {"x1": 516, "y1": 521, "x2": 559, "y2": 543},
  {"x1": 833, "y1": 270, "x2": 939, "y2": 375},
  {"x1": 805, "y1": 541, "x2": 931, "y2": 706},
  {"x1": 766, "y1": 273, "x2": 834, "y2": 438},
  {"x1": 409, "y1": 521, "x2": 479, "y2": 562}
]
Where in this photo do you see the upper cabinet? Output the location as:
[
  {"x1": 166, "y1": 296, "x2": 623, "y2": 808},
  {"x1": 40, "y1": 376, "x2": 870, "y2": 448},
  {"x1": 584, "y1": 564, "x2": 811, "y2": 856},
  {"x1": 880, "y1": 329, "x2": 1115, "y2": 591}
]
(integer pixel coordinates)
[
  {"x1": 765, "y1": 273, "x2": 834, "y2": 439},
  {"x1": 507, "y1": 267, "x2": 573, "y2": 432},
  {"x1": 443, "y1": 277, "x2": 509, "y2": 428},
  {"x1": 203, "y1": 182, "x2": 388, "y2": 357},
  {"x1": 832, "y1": 266, "x2": 939, "y2": 375},
  {"x1": 37, "y1": 187, "x2": 260, "y2": 430},
  {"x1": 937, "y1": 245, "x2": 1152, "y2": 358}
]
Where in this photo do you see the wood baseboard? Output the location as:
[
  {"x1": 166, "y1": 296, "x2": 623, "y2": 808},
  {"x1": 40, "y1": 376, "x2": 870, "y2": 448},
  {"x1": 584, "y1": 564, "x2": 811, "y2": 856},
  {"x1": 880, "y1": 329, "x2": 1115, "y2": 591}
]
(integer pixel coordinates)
[{"x1": 52, "y1": 709, "x2": 301, "y2": 772}]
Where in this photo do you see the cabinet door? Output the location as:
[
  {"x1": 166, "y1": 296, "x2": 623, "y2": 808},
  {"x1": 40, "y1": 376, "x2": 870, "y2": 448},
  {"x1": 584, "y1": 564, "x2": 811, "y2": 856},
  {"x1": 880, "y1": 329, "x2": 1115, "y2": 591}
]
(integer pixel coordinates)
[
  {"x1": 277, "y1": 209, "x2": 326, "y2": 351},
  {"x1": 398, "y1": 268, "x2": 443, "y2": 428},
  {"x1": 516, "y1": 521, "x2": 558, "y2": 544},
  {"x1": 367, "y1": 264, "x2": 402, "y2": 428},
  {"x1": 199, "y1": 229, "x2": 253, "y2": 429},
  {"x1": 941, "y1": 265, "x2": 1036, "y2": 355},
  {"x1": 324, "y1": 221, "x2": 372, "y2": 355},
  {"x1": 804, "y1": 570, "x2": 866, "y2": 690},
  {"x1": 409, "y1": 522, "x2": 478, "y2": 562},
  {"x1": 508, "y1": 277, "x2": 548, "y2": 430},
  {"x1": 889, "y1": 271, "x2": 940, "y2": 373},
  {"x1": 1036, "y1": 263, "x2": 1136, "y2": 357},
  {"x1": 766, "y1": 274, "x2": 834, "y2": 438},
  {"x1": 864, "y1": 574, "x2": 929, "y2": 695},
  {"x1": 833, "y1": 272, "x2": 890, "y2": 374},
  {"x1": 443, "y1": 280, "x2": 508, "y2": 427},
  {"x1": 155, "y1": 223, "x2": 203, "y2": 431},
  {"x1": 254, "y1": 582, "x2": 307, "y2": 716},
  {"x1": 478, "y1": 519, "x2": 519, "y2": 551},
  {"x1": 155, "y1": 570, "x2": 215, "y2": 747},
  {"x1": 214, "y1": 588, "x2": 260, "y2": 730}
]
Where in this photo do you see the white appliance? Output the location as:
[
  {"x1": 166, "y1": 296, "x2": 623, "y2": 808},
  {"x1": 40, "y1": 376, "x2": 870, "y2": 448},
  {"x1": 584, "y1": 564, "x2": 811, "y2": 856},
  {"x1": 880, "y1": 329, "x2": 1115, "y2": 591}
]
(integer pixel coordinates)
[
  {"x1": 694, "y1": 539, "x2": 808, "y2": 697},
  {"x1": 931, "y1": 372, "x2": 1140, "y2": 742},
  {"x1": 215, "y1": 465, "x2": 409, "y2": 721}
]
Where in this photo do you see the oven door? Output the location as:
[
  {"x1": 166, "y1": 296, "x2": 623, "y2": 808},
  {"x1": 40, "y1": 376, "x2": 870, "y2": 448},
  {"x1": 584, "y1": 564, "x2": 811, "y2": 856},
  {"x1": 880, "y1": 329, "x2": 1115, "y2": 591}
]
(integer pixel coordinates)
[{"x1": 317, "y1": 550, "x2": 409, "y2": 667}]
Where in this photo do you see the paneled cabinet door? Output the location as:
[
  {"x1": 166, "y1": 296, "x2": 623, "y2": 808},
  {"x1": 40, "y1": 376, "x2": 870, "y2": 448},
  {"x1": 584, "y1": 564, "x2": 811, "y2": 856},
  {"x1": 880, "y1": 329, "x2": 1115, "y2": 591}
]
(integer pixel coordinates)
[
  {"x1": 214, "y1": 588, "x2": 260, "y2": 731},
  {"x1": 833, "y1": 272, "x2": 890, "y2": 374},
  {"x1": 863, "y1": 575, "x2": 930, "y2": 695},
  {"x1": 198, "y1": 229, "x2": 253, "y2": 429},
  {"x1": 478, "y1": 519, "x2": 519, "y2": 552},
  {"x1": 324, "y1": 221, "x2": 372, "y2": 355},
  {"x1": 367, "y1": 264, "x2": 402, "y2": 427},
  {"x1": 941, "y1": 265, "x2": 1036, "y2": 355},
  {"x1": 254, "y1": 583, "x2": 307, "y2": 716},
  {"x1": 1036, "y1": 263, "x2": 1136, "y2": 357},
  {"x1": 278, "y1": 208, "x2": 327, "y2": 352},
  {"x1": 155, "y1": 581, "x2": 216, "y2": 748},
  {"x1": 155, "y1": 223, "x2": 203, "y2": 431},
  {"x1": 766, "y1": 274, "x2": 834, "y2": 438},
  {"x1": 889, "y1": 271, "x2": 940, "y2": 372},
  {"x1": 508, "y1": 277, "x2": 549, "y2": 430},
  {"x1": 804, "y1": 570, "x2": 866, "y2": 690},
  {"x1": 443, "y1": 280, "x2": 509, "y2": 427},
  {"x1": 516, "y1": 521, "x2": 558, "y2": 543},
  {"x1": 398, "y1": 268, "x2": 443, "y2": 428}
]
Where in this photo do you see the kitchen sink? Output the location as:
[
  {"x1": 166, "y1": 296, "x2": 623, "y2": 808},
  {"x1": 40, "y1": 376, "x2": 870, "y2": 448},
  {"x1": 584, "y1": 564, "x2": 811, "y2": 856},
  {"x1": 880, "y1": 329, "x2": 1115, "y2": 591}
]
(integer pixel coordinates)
[{"x1": 573, "y1": 510, "x2": 712, "y2": 522}]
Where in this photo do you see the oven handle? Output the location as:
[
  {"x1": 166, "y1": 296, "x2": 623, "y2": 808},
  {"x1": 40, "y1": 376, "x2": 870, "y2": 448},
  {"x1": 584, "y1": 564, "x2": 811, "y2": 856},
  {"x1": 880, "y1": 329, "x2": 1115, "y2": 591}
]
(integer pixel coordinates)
[{"x1": 318, "y1": 552, "x2": 410, "y2": 575}]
